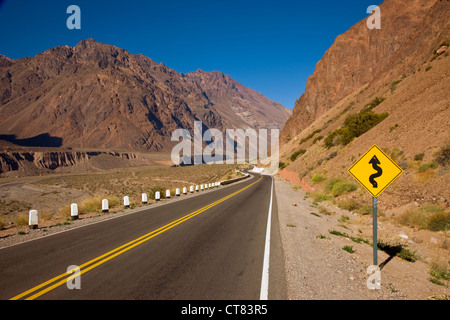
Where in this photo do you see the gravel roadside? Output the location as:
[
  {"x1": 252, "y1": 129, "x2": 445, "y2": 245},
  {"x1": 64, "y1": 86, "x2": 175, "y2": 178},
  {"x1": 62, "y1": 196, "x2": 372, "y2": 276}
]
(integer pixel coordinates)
[{"x1": 274, "y1": 175, "x2": 410, "y2": 300}]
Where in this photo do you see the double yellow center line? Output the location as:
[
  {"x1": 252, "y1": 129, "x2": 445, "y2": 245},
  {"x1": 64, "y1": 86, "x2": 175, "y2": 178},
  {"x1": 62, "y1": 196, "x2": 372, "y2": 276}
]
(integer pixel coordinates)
[{"x1": 10, "y1": 176, "x2": 263, "y2": 300}]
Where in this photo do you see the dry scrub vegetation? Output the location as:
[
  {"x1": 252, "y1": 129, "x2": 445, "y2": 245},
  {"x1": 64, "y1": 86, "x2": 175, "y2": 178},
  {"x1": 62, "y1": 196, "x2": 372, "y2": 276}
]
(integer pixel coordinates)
[
  {"x1": 284, "y1": 138, "x2": 450, "y2": 290},
  {"x1": 0, "y1": 164, "x2": 243, "y2": 234}
]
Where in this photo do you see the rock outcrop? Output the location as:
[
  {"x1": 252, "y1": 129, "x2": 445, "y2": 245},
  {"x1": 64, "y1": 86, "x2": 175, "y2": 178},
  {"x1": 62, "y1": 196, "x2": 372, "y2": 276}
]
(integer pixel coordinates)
[
  {"x1": 0, "y1": 151, "x2": 146, "y2": 174},
  {"x1": 281, "y1": 0, "x2": 450, "y2": 143}
]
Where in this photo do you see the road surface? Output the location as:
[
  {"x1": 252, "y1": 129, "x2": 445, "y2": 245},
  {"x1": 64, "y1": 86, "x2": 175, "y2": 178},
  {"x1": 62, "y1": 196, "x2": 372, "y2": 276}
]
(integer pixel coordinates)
[{"x1": 0, "y1": 173, "x2": 286, "y2": 300}]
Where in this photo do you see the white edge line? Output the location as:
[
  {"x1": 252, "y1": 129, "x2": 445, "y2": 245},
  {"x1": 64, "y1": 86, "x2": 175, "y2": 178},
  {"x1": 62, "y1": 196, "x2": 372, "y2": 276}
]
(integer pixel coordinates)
[{"x1": 260, "y1": 175, "x2": 273, "y2": 300}]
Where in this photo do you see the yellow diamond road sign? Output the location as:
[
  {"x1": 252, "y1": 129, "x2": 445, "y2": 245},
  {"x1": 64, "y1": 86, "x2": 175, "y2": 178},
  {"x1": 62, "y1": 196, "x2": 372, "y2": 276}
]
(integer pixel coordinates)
[{"x1": 348, "y1": 145, "x2": 403, "y2": 198}]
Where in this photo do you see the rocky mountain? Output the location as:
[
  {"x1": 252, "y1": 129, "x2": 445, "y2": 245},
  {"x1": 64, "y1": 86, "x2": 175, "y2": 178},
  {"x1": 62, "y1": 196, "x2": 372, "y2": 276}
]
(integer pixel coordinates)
[
  {"x1": 0, "y1": 39, "x2": 290, "y2": 152},
  {"x1": 281, "y1": 0, "x2": 449, "y2": 143}
]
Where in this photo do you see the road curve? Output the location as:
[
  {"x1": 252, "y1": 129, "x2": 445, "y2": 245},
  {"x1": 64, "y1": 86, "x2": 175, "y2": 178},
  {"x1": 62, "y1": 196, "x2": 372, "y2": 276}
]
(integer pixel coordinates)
[{"x1": 0, "y1": 173, "x2": 286, "y2": 300}]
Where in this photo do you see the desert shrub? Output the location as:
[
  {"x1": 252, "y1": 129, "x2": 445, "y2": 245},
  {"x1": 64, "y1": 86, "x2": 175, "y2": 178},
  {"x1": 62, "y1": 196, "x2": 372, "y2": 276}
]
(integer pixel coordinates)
[
  {"x1": 337, "y1": 199, "x2": 361, "y2": 212},
  {"x1": 15, "y1": 214, "x2": 28, "y2": 226},
  {"x1": 337, "y1": 199, "x2": 359, "y2": 211},
  {"x1": 343, "y1": 245, "x2": 355, "y2": 253},
  {"x1": 312, "y1": 136, "x2": 323, "y2": 144},
  {"x1": 414, "y1": 153, "x2": 425, "y2": 161},
  {"x1": 426, "y1": 65, "x2": 432, "y2": 72},
  {"x1": 338, "y1": 199, "x2": 376, "y2": 216},
  {"x1": 428, "y1": 211, "x2": 450, "y2": 232},
  {"x1": 385, "y1": 147, "x2": 404, "y2": 163},
  {"x1": 397, "y1": 247, "x2": 419, "y2": 262},
  {"x1": 434, "y1": 140, "x2": 450, "y2": 166},
  {"x1": 290, "y1": 149, "x2": 306, "y2": 162},
  {"x1": 279, "y1": 162, "x2": 286, "y2": 170},
  {"x1": 390, "y1": 79, "x2": 403, "y2": 92},
  {"x1": 311, "y1": 173, "x2": 325, "y2": 184},
  {"x1": 79, "y1": 197, "x2": 103, "y2": 214},
  {"x1": 332, "y1": 181, "x2": 357, "y2": 197},
  {"x1": 300, "y1": 129, "x2": 322, "y2": 145},
  {"x1": 106, "y1": 196, "x2": 120, "y2": 208},
  {"x1": 318, "y1": 206, "x2": 333, "y2": 216},
  {"x1": 334, "y1": 127, "x2": 354, "y2": 146},
  {"x1": 325, "y1": 178, "x2": 357, "y2": 197},
  {"x1": 324, "y1": 178, "x2": 341, "y2": 193},
  {"x1": 324, "y1": 131, "x2": 339, "y2": 148},
  {"x1": 343, "y1": 110, "x2": 389, "y2": 139},
  {"x1": 365, "y1": 97, "x2": 386, "y2": 111},
  {"x1": 338, "y1": 214, "x2": 350, "y2": 223},
  {"x1": 418, "y1": 161, "x2": 438, "y2": 172},
  {"x1": 324, "y1": 109, "x2": 388, "y2": 148},
  {"x1": 356, "y1": 203, "x2": 373, "y2": 216},
  {"x1": 58, "y1": 205, "x2": 71, "y2": 218},
  {"x1": 397, "y1": 204, "x2": 446, "y2": 230},
  {"x1": 306, "y1": 192, "x2": 332, "y2": 203},
  {"x1": 429, "y1": 261, "x2": 450, "y2": 282}
]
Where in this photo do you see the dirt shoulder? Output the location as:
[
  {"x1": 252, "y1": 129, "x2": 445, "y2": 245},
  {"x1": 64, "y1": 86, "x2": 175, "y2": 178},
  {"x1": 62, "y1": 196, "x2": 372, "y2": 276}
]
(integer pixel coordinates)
[{"x1": 274, "y1": 175, "x2": 449, "y2": 300}]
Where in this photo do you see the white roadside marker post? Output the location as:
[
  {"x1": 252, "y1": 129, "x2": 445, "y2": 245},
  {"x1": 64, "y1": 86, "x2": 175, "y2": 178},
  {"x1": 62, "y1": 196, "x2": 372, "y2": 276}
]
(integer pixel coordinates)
[
  {"x1": 124, "y1": 196, "x2": 130, "y2": 208},
  {"x1": 190, "y1": 186, "x2": 194, "y2": 193},
  {"x1": 155, "y1": 191, "x2": 161, "y2": 201},
  {"x1": 102, "y1": 199, "x2": 109, "y2": 213},
  {"x1": 166, "y1": 190, "x2": 171, "y2": 199},
  {"x1": 183, "y1": 187, "x2": 187, "y2": 195},
  {"x1": 71, "y1": 203, "x2": 79, "y2": 220},
  {"x1": 142, "y1": 193, "x2": 148, "y2": 205},
  {"x1": 176, "y1": 188, "x2": 180, "y2": 196},
  {"x1": 29, "y1": 210, "x2": 38, "y2": 229},
  {"x1": 195, "y1": 185, "x2": 199, "y2": 192}
]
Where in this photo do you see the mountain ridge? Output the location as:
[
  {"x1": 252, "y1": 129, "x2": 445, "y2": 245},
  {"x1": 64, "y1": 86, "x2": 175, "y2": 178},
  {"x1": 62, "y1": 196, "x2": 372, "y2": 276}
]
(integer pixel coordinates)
[{"x1": 0, "y1": 38, "x2": 291, "y2": 152}]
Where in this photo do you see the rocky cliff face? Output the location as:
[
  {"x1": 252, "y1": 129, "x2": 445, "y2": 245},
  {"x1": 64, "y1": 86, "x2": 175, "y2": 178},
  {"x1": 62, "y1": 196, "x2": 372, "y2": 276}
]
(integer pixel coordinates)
[
  {"x1": 281, "y1": 0, "x2": 450, "y2": 143},
  {"x1": 0, "y1": 39, "x2": 290, "y2": 151},
  {"x1": 0, "y1": 151, "x2": 145, "y2": 174}
]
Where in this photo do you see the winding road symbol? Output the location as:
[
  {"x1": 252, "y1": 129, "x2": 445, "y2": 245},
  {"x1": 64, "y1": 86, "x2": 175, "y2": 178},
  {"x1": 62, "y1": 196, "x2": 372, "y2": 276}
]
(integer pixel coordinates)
[
  {"x1": 348, "y1": 144, "x2": 402, "y2": 198},
  {"x1": 368, "y1": 155, "x2": 383, "y2": 188}
]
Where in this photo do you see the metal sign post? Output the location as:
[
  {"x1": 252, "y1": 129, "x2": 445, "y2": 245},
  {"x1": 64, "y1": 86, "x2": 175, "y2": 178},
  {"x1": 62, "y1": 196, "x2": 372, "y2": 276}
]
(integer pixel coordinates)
[
  {"x1": 372, "y1": 197, "x2": 378, "y2": 266},
  {"x1": 348, "y1": 145, "x2": 403, "y2": 267}
]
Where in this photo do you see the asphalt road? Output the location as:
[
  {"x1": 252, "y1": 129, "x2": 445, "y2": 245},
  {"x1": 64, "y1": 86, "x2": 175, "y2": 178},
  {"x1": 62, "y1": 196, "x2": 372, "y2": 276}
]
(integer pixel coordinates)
[{"x1": 0, "y1": 173, "x2": 286, "y2": 300}]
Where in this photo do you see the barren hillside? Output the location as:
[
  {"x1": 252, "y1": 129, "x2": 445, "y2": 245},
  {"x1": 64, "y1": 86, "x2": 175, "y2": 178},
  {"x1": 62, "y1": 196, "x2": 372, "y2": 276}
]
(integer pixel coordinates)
[{"x1": 0, "y1": 39, "x2": 290, "y2": 152}]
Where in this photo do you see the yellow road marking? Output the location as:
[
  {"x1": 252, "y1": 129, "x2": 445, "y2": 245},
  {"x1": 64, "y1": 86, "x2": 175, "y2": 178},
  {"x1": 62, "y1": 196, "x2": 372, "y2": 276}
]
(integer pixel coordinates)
[{"x1": 11, "y1": 176, "x2": 263, "y2": 300}]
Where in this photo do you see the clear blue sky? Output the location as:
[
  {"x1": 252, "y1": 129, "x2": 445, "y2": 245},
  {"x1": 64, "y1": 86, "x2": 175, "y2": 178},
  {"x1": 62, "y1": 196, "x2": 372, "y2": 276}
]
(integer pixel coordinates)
[{"x1": 0, "y1": 0, "x2": 382, "y2": 109}]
